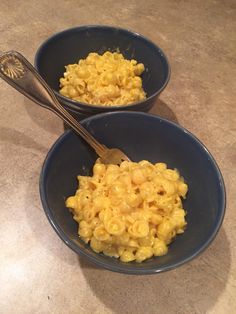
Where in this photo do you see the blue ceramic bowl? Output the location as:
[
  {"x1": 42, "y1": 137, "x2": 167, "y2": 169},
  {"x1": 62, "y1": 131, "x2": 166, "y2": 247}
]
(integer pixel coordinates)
[
  {"x1": 35, "y1": 25, "x2": 170, "y2": 120},
  {"x1": 40, "y1": 112, "x2": 225, "y2": 274}
]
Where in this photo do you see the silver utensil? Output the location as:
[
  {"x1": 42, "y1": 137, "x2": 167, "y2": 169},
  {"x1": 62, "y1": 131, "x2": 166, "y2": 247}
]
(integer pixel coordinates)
[{"x1": 0, "y1": 51, "x2": 130, "y2": 165}]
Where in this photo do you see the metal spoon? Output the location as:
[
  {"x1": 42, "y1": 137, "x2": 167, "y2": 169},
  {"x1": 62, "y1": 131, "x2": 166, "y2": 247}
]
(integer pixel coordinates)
[{"x1": 0, "y1": 50, "x2": 130, "y2": 165}]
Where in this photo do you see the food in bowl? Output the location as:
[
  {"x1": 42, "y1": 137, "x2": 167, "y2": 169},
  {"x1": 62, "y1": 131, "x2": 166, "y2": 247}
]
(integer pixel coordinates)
[
  {"x1": 35, "y1": 26, "x2": 171, "y2": 119},
  {"x1": 40, "y1": 112, "x2": 225, "y2": 274},
  {"x1": 59, "y1": 51, "x2": 146, "y2": 106},
  {"x1": 66, "y1": 159, "x2": 188, "y2": 263}
]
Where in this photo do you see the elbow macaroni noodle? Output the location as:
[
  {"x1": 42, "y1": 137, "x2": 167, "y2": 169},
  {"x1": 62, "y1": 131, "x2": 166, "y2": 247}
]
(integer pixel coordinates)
[
  {"x1": 59, "y1": 51, "x2": 146, "y2": 106},
  {"x1": 66, "y1": 160, "x2": 188, "y2": 263}
]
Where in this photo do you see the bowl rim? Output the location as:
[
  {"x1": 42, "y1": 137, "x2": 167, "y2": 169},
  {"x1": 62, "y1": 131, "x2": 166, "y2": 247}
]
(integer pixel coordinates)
[
  {"x1": 39, "y1": 111, "x2": 226, "y2": 274},
  {"x1": 34, "y1": 24, "x2": 171, "y2": 111}
]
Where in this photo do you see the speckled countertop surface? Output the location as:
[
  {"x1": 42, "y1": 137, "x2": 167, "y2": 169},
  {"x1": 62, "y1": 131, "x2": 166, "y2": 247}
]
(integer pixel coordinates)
[{"x1": 0, "y1": 1, "x2": 236, "y2": 313}]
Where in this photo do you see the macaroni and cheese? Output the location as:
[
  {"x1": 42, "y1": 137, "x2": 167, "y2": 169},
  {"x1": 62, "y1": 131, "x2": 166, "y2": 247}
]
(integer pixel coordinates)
[
  {"x1": 59, "y1": 51, "x2": 146, "y2": 106},
  {"x1": 66, "y1": 160, "x2": 188, "y2": 263}
]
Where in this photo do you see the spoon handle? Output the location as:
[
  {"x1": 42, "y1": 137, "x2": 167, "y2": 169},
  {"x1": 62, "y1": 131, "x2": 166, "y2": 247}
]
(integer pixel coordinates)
[{"x1": 0, "y1": 50, "x2": 106, "y2": 156}]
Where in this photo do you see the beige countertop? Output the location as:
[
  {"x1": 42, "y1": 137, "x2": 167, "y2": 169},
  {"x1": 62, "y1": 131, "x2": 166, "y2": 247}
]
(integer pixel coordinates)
[{"x1": 0, "y1": 1, "x2": 236, "y2": 313}]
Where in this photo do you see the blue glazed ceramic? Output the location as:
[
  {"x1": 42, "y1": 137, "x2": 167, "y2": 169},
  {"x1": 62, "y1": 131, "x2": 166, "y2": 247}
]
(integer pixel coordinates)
[
  {"x1": 35, "y1": 25, "x2": 170, "y2": 120},
  {"x1": 40, "y1": 112, "x2": 226, "y2": 274}
]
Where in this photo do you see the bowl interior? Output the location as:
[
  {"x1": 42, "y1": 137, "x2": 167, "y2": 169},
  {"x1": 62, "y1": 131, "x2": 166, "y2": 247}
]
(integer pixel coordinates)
[
  {"x1": 40, "y1": 112, "x2": 225, "y2": 274},
  {"x1": 35, "y1": 26, "x2": 170, "y2": 101}
]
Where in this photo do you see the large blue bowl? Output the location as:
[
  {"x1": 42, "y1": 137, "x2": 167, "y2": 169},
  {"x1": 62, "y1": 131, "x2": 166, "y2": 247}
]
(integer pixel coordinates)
[
  {"x1": 40, "y1": 112, "x2": 226, "y2": 274},
  {"x1": 35, "y1": 25, "x2": 170, "y2": 120}
]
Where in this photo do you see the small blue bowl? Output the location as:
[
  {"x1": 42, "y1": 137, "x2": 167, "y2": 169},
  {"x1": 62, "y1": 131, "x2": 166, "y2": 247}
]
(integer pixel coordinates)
[
  {"x1": 40, "y1": 112, "x2": 226, "y2": 274},
  {"x1": 35, "y1": 25, "x2": 170, "y2": 120}
]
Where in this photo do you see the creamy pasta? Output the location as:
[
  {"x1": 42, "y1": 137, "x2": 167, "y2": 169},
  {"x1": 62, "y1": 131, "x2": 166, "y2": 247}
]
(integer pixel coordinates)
[
  {"x1": 66, "y1": 160, "x2": 188, "y2": 263},
  {"x1": 59, "y1": 51, "x2": 146, "y2": 106}
]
